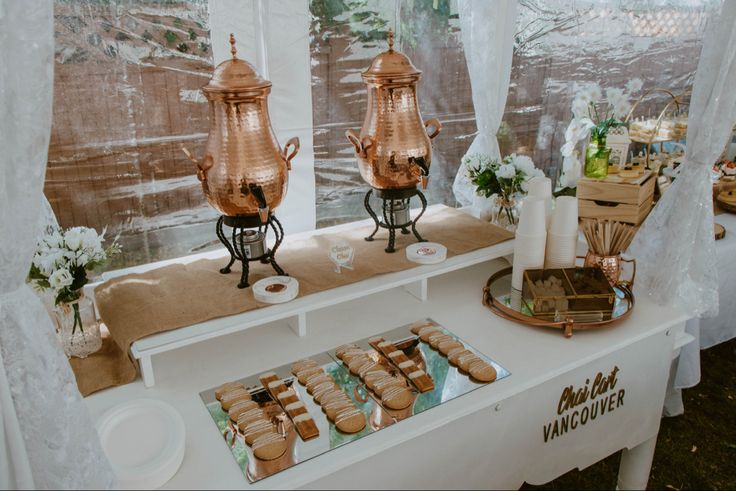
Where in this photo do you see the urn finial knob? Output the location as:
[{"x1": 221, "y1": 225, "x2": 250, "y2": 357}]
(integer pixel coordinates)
[
  {"x1": 229, "y1": 33, "x2": 237, "y2": 59},
  {"x1": 387, "y1": 28, "x2": 394, "y2": 52}
]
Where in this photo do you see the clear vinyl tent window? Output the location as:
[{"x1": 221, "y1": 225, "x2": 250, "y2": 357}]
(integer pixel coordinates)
[{"x1": 45, "y1": 0, "x2": 715, "y2": 272}]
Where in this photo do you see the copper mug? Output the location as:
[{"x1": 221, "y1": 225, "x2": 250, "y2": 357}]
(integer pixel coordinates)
[{"x1": 582, "y1": 253, "x2": 636, "y2": 287}]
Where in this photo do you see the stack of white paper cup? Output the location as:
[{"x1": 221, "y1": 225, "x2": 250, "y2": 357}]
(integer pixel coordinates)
[
  {"x1": 545, "y1": 196, "x2": 579, "y2": 269},
  {"x1": 528, "y1": 176, "x2": 553, "y2": 228},
  {"x1": 512, "y1": 197, "x2": 547, "y2": 290}
]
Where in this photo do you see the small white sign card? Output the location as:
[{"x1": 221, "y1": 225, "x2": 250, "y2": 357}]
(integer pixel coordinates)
[{"x1": 329, "y1": 239, "x2": 355, "y2": 273}]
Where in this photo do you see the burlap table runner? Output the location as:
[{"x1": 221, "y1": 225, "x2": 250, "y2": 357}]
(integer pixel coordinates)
[{"x1": 72, "y1": 207, "x2": 512, "y2": 395}]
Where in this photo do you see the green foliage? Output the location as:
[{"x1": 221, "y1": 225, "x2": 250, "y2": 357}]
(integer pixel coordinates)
[
  {"x1": 164, "y1": 30, "x2": 177, "y2": 45},
  {"x1": 176, "y1": 42, "x2": 189, "y2": 53},
  {"x1": 142, "y1": 30, "x2": 153, "y2": 41},
  {"x1": 553, "y1": 186, "x2": 577, "y2": 198},
  {"x1": 188, "y1": 28, "x2": 197, "y2": 40}
]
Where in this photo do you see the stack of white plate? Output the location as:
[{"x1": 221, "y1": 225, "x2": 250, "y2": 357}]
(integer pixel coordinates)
[{"x1": 96, "y1": 399, "x2": 185, "y2": 490}]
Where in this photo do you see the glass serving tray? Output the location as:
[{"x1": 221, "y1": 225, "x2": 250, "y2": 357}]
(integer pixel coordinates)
[
  {"x1": 200, "y1": 318, "x2": 510, "y2": 484},
  {"x1": 483, "y1": 267, "x2": 634, "y2": 338}
]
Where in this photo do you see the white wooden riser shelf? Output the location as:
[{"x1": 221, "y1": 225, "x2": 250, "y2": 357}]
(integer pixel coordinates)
[{"x1": 99, "y1": 206, "x2": 514, "y2": 388}]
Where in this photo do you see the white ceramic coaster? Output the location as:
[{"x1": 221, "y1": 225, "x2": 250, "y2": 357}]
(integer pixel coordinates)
[
  {"x1": 406, "y1": 242, "x2": 448, "y2": 265},
  {"x1": 253, "y1": 276, "x2": 299, "y2": 304}
]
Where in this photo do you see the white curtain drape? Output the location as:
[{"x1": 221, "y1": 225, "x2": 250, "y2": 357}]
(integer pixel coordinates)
[
  {"x1": 0, "y1": 1, "x2": 116, "y2": 489},
  {"x1": 629, "y1": 0, "x2": 736, "y2": 319},
  {"x1": 452, "y1": 0, "x2": 518, "y2": 208}
]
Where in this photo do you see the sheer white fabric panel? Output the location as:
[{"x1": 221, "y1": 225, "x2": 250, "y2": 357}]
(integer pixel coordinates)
[
  {"x1": 629, "y1": 0, "x2": 736, "y2": 319},
  {"x1": 452, "y1": 0, "x2": 518, "y2": 208},
  {"x1": 0, "y1": 0, "x2": 116, "y2": 488}
]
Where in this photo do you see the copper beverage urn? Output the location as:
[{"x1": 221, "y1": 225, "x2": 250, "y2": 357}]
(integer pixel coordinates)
[
  {"x1": 183, "y1": 34, "x2": 299, "y2": 288},
  {"x1": 346, "y1": 30, "x2": 441, "y2": 253}
]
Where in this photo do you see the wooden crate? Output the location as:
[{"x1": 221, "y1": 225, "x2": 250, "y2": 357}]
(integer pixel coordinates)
[{"x1": 577, "y1": 171, "x2": 655, "y2": 225}]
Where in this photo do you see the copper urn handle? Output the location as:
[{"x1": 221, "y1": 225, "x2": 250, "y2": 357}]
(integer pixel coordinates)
[
  {"x1": 182, "y1": 146, "x2": 213, "y2": 182},
  {"x1": 424, "y1": 118, "x2": 442, "y2": 140},
  {"x1": 345, "y1": 129, "x2": 373, "y2": 158},
  {"x1": 282, "y1": 137, "x2": 300, "y2": 171}
]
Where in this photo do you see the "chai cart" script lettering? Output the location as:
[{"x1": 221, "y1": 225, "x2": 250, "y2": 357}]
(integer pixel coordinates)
[{"x1": 543, "y1": 366, "x2": 625, "y2": 442}]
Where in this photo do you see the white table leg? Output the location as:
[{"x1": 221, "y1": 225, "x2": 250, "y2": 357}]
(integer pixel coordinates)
[
  {"x1": 616, "y1": 434, "x2": 658, "y2": 490},
  {"x1": 140, "y1": 355, "x2": 155, "y2": 388},
  {"x1": 288, "y1": 312, "x2": 307, "y2": 337},
  {"x1": 403, "y1": 278, "x2": 428, "y2": 302}
]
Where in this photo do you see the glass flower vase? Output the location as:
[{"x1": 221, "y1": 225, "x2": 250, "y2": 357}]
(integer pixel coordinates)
[
  {"x1": 53, "y1": 292, "x2": 102, "y2": 358},
  {"x1": 585, "y1": 137, "x2": 610, "y2": 179},
  {"x1": 491, "y1": 195, "x2": 519, "y2": 231}
]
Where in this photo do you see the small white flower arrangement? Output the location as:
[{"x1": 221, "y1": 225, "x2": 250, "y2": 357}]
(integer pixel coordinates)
[
  {"x1": 28, "y1": 226, "x2": 120, "y2": 332},
  {"x1": 465, "y1": 153, "x2": 544, "y2": 225},
  {"x1": 559, "y1": 80, "x2": 642, "y2": 190}
]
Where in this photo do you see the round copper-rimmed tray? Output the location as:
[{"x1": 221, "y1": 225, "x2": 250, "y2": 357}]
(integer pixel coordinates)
[{"x1": 482, "y1": 267, "x2": 635, "y2": 338}]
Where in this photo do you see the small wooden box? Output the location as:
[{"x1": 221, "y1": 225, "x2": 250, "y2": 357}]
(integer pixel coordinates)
[{"x1": 577, "y1": 170, "x2": 655, "y2": 225}]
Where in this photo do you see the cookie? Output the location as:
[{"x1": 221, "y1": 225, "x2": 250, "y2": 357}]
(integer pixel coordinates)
[
  {"x1": 334, "y1": 408, "x2": 366, "y2": 434},
  {"x1": 267, "y1": 380, "x2": 287, "y2": 397},
  {"x1": 388, "y1": 350, "x2": 408, "y2": 363},
  {"x1": 242, "y1": 419, "x2": 273, "y2": 443},
  {"x1": 220, "y1": 388, "x2": 252, "y2": 411},
  {"x1": 312, "y1": 382, "x2": 338, "y2": 403},
  {"x1": 277, "y1": 388, "x2": 299, "y2": 405},
  {"x1": 291, "y1": 359, "x2": 318, "y2": 376},
  {"x1": 408, "y1": 369, "x2": 435, "y2": 393},
  {"x1": 364, "y1": 371, "x2": 391, "y2": 391},
  {"x1": 419, "y1": 326, "x2": 440, "y2": 342},
  {"x1": 228, "y1": 400, "x2": 259, "y2": 422},
  {"x1": 292, "y1": 413, "x2": 319, "y2": 440},
  {"x1": 348, "y1": 356, "x2": 372, "y2": 375},
  {"x1": 258, "y1": 371, "x2": 279, "y2": 385},
  {"x1": 324, "y1": 399, "x2": 355, "y2": 421},
  {"x1": 448, "y1": 348, "x2": 473, "y2": 366},
  {"x1": 381, "y1": 385, "x2": 413, "y2": 410},
  {"x1": 215, "y1": 381, "x2": 245, "y2": 401},
  {"x1": 252, "y1": 432, "x2": 287, "y2": 461},
  {"x1": 306, "y1": 373, "x2": 333, "y2": 393},
  {"x1": 340, "y1": 349, "x2": 366, "y2": 364},
  {"x1": 237, "y1": 409, "x2": 267, "y2": 433},
  {"x1": 372, "y1": 376, "x2": 404, "y2": 397},
  {"x1": 335, "y1": 344, "x2": 359, "y2": 359},
  {"x1": 428, "y1": 333, "x2": 453, "y2": 349},
  {"x1": 284, "y1": 401, "x2": 307, "y2": 417},
  {"x1": 457, "y1": 352, "x2": 482, "y2": 372},
  {"x1": 398, "y1": 360, "x2": 416, "y2": 372},
  {"x1": 357, "y1": 361, "x2": 381, "y2": 378},
  {"x1": 469, "y1": 360, "x2": 497, "y2": 383},
  {"x1": 368, "y1": 336, "x2": 385, "y2": 345},
  {"x1": 438, "y1": 339, "x2": 464, "y2": 356},
  {"x1": 297, "y1": 366, "x2": 324, "y2": 385},
  {"x1": 321, "y1": 390, "x2": 349, "y2": 406}
]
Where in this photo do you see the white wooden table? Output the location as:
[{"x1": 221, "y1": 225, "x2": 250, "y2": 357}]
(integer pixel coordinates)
[{"x1": 86, "y1": 257, "x2": 689, "y2": 490}]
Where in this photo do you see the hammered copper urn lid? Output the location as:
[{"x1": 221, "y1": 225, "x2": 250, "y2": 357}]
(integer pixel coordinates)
[
  {"x1": 184, "y1": 34, "x2": 299, "y2": 220},
  {"x1": 361, "y1": 30, "x2": 421, "y2": 83}
]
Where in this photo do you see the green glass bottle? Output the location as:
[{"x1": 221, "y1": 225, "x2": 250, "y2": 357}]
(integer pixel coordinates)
[{"x1": 585, "y1": 136, "x2": 610, "y2": 179}]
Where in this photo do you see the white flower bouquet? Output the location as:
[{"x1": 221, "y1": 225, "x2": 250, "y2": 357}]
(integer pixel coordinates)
[
  {"x1": 28, "y1": 226, "x2": 120, "y2": 333},
  {"x1": 465, "y1": 153, "x2": 544, "y2": 225},
  {"x1": 559, "y1": 80, "x2": 642, "y2": 190}
]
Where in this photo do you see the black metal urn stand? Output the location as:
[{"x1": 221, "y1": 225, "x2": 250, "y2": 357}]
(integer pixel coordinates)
[
  {"x1": 216, "y1": 214, "x2": 286, "y2": 288},
  {"x1": 364, "y1": 187, "x2": 428, "y2": 253}
]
